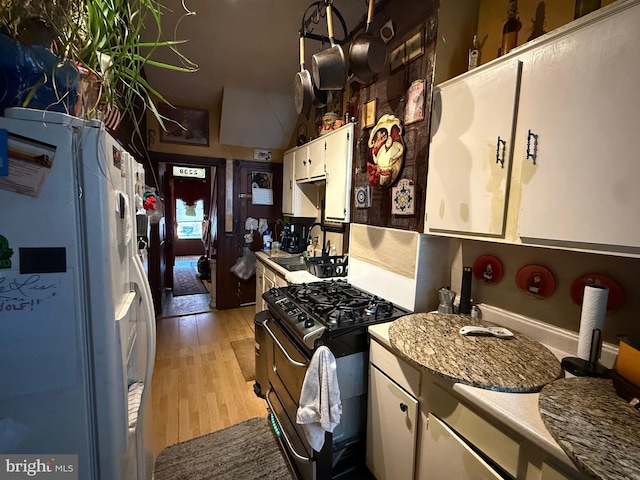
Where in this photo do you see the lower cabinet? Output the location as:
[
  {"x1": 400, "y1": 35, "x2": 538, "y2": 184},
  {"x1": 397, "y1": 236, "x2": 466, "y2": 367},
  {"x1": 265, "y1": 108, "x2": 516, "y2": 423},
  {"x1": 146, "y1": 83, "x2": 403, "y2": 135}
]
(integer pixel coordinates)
[
  {"x1": 366, "y1": 339, "x2": 420, "y2": 480},
  {"x1": 366, "y1": 365, "x2": 418, "y2": 480},
  {"x1": 421, "y1": 413, "x2": 505, "y2": 480},
  {"x1": 255, "y1": 258, "x2": 288, "y2": 314}
]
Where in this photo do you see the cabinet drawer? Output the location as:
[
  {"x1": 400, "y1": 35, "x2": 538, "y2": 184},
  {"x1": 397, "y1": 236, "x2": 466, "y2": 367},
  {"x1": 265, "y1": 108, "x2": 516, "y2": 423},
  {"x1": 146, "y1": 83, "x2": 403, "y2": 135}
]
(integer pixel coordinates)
[
  {"x1": 370, "y1": 340, "x2": 420, "y2": 397},
  {"x1": 432, "y1": 384, "x2": 519, "y2": 477},
  {"x1": 423, "y1": 414, "x2": 505, "y2": 479}
]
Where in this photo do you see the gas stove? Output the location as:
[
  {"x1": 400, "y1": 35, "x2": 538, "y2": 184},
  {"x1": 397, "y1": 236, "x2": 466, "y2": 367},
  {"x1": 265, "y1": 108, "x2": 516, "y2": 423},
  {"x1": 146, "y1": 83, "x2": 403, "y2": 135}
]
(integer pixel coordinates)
[{"x1": 262, "y1": 280, "x2": 411, "y2": 352}]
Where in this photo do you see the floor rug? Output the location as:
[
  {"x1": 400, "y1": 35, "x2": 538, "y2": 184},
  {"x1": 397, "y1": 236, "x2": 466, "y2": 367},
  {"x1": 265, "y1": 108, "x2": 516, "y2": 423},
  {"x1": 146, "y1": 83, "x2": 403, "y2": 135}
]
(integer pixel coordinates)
[
  {"x1": 160, "y1": 293, "x2": 211, "y2": 318},
  {"x1": 173, "y1": 265, "x2": 209, "y2": 296},
  {"x1": 231, "y1": 338, "x2": 256, "y2": 382},
  {"x1": 153, "y1": 417, "x2": 294, "y2": 480}
]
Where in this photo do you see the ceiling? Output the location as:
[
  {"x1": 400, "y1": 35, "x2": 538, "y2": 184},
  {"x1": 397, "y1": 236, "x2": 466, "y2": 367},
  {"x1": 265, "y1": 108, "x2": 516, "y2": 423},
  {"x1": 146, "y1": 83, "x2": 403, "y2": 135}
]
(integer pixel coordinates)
[{"x1": 143, "y1": 0, "x2": 372, "y2": 114}]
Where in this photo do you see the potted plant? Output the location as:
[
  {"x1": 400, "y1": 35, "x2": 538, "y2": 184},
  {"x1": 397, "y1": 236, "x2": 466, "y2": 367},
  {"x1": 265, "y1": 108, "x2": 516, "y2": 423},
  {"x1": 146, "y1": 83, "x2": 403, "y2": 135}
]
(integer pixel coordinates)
[{"x1": 0, "y1": 0, "x2": 197, "y2": 139}]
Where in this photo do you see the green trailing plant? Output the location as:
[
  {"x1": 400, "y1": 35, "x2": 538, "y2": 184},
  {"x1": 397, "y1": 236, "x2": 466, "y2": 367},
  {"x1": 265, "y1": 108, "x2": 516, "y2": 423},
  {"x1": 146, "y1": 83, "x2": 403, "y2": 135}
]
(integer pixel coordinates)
[{"x1": 0, "y1": 0, "x2": 198, "y2": 139}]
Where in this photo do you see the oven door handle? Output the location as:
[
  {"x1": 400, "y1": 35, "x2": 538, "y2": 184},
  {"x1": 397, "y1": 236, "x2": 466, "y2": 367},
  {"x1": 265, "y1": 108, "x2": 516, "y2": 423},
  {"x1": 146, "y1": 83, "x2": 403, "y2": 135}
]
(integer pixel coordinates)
[
  {"x1": 263, "y1": 319, "x2": 308, "y2": 368},
  {"x1": 265, "y1": 388, "x2": 312, "y2": 463}
]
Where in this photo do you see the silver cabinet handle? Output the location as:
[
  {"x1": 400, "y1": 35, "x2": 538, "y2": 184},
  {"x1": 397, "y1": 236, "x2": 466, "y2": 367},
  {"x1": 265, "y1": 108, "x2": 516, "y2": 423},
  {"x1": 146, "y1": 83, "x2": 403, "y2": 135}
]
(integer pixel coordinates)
[
  {"x1": 265, "y1": 389, "x2": 312, "y2": 463},
  {"x1": 263, "y1": 319, "x2": 307, "y2": 368}
]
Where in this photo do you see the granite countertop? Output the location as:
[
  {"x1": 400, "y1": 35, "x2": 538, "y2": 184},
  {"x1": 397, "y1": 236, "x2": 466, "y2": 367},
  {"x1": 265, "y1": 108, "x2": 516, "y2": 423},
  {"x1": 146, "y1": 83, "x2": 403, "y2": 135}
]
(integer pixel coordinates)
[
  {"x1": 389, "y1": 312, "x2": 563, "y2": 393},
  {"x1": 368, "y1": 321, "x2": 576, "y2": 472},
  {"x1": 539, "y1": 377, "x2": 640, "y2": 480}
]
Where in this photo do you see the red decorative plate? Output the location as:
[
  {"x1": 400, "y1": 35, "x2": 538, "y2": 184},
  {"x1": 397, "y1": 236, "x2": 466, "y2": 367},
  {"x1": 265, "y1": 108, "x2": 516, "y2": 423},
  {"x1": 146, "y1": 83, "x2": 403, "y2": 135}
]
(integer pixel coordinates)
[
  {"x1": 472, "y1": 255, "x2": 503, "y2": 285},
  {"x1": 570, "y1": 273, "x2": 624, "y2": 314},
  {"x1": 516, "y1": 264, "x2": 556, "y2": 299}
]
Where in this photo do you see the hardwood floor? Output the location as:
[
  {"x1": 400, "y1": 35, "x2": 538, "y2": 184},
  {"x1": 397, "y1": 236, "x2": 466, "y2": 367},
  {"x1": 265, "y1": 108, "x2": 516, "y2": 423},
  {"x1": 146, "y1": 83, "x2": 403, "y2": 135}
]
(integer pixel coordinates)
[{"x1": 151, "y1": 305, "x2": 267, "y2": 458}]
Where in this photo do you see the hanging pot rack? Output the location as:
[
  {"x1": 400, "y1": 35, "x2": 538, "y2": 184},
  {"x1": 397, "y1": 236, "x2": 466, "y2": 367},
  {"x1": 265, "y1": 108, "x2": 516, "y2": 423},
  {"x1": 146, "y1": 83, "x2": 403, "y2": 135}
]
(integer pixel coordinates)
[{"x1": 301, "y1": 1, "x2": 348, "y2": 45}]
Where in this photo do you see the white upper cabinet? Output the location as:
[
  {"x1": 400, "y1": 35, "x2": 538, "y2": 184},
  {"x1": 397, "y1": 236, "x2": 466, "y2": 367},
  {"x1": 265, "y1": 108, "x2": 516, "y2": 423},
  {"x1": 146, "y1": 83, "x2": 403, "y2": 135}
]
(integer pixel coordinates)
[
  {"x1": 425, "y1": 60, "x2": 521, "y2": 236},
  {"x1": 324, "y1": 123, "x2": 354, "y2": 223},
  {"x1": 295, "y1": 135, "x2": 326, "y2": 182},
  {"x1": 514, "y1": 0, "x2": 640, "y2": 252},
  {"x1": 425, "y1": 0, "x2": 640, "y2": 257},
  {"x1": 282, "y1": 149, "x2": 318, "y2": 218}
]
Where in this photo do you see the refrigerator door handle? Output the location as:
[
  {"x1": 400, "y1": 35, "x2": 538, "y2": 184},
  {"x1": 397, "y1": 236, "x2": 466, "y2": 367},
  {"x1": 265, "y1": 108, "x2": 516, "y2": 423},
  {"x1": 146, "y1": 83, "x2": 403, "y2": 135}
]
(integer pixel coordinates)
[{"x1": 131, "y1": 254, "x2": 156, "y2": 393}]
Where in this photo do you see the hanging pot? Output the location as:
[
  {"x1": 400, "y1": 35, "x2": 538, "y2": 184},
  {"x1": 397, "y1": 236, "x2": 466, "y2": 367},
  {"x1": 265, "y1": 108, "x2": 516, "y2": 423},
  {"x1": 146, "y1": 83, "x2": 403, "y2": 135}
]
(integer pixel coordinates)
[
  {"x1": 349, "y1": 0, "x2": 387, "y2": 83},
  {"x1": 311, "y1": 2, "x2": 347, "y2": 91},
  {"x1": 295, "y1": 33, "x2": 329, "y2": 117}
]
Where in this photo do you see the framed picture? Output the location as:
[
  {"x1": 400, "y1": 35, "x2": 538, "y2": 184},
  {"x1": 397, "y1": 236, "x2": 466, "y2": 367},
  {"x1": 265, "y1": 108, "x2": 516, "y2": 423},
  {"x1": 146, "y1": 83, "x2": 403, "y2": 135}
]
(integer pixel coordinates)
[
  {"x1": 362, "y1": 99, "x2": 377, "y2": 128},
  {"x1": 389, "y1": 43, "x2": 405, "y2": 72},
  {"x1": 404, "y1": 79, "x2": 425, "y2": 125},
  {"x1": 158, "y1": 103, "x2": 209, "y2": 146},
  {"x1": 405, "y1": 31, "x2": 424, "y2": 62}
]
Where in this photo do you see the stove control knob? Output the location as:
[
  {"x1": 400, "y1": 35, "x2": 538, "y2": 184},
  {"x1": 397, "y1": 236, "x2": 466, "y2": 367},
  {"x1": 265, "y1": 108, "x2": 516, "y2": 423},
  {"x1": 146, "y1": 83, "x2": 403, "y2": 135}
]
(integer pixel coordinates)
[
  {"x1": 269, "y1": 287, "x2": 281, "y2": 297},
  {"x1": 304, "y1": 318, "x2": 315, "y2": 329},
  {"x1": 297, "y1": 313, "x2": 307, "y2": 324}
]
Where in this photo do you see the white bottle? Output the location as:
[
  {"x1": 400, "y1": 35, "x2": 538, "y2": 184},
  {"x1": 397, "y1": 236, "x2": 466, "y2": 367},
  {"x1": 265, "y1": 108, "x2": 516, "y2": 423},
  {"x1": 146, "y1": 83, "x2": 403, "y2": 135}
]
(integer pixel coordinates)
[{"x1": 468, "y1": 35, "x2": 480, "y2": 70}]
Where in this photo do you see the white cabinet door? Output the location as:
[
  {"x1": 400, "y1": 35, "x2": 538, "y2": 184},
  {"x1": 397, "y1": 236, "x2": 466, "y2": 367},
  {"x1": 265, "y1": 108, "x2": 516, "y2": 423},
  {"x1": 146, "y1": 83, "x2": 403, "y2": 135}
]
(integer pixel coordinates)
[
  {"x1": 282, "y1": 150, "x2": 295, "y2": 215},
  {"x1": 295, "y1": 137, "x2": 325, "y2": 182},
  {"x1": 307, "y1": 138, "x2": 326, "y2": 181},
  {"x1": 295, "y1": 146, "x2": 309, "y2": 182},
  {"x1": 425, "y1": 60, "x2": 521, "y2": 236},
  {"x1": 422, "y1": 414, "x2": 504, "y2": 480},
  {"x1": 515, "y1": 2, "x2": 640, "y2": 251},
  {"x1": 366, "y1": 364, "x2": 418, "y2": 480},
  {"x1": 282, "y1": 149, "x2": 317, "y2": 218},
  {"x1": 324, "y1": 124, "x2": 353, "y2": 223}
]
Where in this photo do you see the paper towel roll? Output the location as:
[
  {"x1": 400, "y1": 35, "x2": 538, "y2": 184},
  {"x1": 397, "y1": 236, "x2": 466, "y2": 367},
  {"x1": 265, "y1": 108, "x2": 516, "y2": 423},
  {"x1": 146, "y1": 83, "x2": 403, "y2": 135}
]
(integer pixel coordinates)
[{"x1": 577, "y1": 284, "x2": 609, "y2": 361}]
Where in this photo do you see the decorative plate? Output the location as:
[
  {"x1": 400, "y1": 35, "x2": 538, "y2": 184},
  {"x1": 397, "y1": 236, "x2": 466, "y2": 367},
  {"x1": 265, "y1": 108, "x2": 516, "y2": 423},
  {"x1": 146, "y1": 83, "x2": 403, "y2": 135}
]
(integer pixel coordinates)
[
  {"x1": 569, "y1": 273, "x2": 624, "y2": 314},
  {"x1": 472, "y1": 255, "x2": 503, "y2": 285},
  {"x1": 515, "y1": 264, "x2": 556, "y2": 299}
]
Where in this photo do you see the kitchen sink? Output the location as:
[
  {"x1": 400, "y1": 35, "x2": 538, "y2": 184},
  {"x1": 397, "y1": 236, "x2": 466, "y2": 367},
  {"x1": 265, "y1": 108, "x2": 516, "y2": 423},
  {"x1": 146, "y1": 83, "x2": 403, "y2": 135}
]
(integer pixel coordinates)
[{"x1": 271, "y1": 256, "x2": 307, "y2": 272}]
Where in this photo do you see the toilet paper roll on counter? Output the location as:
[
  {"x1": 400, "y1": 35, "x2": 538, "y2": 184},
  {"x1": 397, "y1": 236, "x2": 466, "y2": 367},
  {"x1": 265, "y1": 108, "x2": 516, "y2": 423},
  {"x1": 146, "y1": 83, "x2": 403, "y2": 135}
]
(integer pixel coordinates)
[{"x1": 577, "y1": 284, "x2": 609, "y2": 361}]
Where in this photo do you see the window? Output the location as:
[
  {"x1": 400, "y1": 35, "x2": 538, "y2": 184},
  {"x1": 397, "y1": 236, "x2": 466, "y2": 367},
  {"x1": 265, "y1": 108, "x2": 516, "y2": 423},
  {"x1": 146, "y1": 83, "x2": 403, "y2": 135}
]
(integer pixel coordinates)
[{"x1": 176, "y1": 199, "x2": 204, "y2": 239}]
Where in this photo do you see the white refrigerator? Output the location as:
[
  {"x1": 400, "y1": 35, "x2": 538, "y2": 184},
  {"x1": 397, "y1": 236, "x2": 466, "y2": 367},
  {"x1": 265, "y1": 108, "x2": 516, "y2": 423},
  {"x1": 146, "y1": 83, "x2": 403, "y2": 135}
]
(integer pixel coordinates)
[{"x1": 0, "y1": 108, "x2": 156, "y2": 479}]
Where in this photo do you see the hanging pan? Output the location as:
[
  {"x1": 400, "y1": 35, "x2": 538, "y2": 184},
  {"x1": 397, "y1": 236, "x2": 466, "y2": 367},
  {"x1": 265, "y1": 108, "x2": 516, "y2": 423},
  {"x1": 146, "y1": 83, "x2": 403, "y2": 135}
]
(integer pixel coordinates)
[
  {"x1": 311, "y1": 1, "x2": 347, "y2": 91},
  {"x1": 349, "y1": 0, "x2": 387, "y2": 83},
  {"x1": 295, "y1": 31, "x2": 329, "y2": 117}
]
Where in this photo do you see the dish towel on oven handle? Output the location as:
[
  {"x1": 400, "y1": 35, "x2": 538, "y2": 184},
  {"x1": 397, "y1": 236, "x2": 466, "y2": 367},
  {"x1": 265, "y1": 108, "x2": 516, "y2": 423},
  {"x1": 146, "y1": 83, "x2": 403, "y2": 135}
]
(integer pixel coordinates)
[{"x1": 296, "y1": 346, "x2": 342, "y2": 451}]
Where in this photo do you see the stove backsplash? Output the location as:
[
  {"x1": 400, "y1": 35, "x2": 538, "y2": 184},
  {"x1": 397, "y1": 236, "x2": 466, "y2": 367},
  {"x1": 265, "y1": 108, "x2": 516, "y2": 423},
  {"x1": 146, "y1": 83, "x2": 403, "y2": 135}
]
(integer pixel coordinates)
[{"x1": 347, "y1": 224, "x2": 451, "y2": 312}]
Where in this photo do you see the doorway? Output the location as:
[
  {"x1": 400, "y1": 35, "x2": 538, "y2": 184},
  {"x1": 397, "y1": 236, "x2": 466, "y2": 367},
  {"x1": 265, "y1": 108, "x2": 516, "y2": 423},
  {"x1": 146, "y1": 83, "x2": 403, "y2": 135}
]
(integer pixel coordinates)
[{"x1": 148, "y1": 154, "x2": 282, "y2": 314}]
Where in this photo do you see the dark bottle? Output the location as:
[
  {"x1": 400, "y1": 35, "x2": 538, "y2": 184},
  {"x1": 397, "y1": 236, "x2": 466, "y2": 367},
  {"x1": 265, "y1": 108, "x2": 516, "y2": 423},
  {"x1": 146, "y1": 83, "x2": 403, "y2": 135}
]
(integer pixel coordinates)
[
  {"x1": 574, "y1": 0, "x2": 601, "y2": 19},
  {"x1": 500, "y1": 0, "x2": 522, "y2": 57},
  {"x1": 458, "y1": 267, "x2": 473, "y2": 315}
]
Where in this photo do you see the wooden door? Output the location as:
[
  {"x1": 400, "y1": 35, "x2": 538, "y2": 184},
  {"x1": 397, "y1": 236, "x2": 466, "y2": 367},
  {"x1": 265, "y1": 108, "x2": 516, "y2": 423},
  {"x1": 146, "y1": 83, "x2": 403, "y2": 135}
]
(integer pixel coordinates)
[{"x1": 216, "y1": 160, "x2": 282, "y2": 310}]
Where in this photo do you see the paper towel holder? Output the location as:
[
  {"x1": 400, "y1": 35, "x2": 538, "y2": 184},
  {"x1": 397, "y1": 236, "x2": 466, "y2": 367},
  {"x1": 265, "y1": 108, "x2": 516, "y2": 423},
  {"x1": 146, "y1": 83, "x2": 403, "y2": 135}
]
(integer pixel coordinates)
[{"x1": 561, "y1": 328, "x2": 609, "y2": 377}]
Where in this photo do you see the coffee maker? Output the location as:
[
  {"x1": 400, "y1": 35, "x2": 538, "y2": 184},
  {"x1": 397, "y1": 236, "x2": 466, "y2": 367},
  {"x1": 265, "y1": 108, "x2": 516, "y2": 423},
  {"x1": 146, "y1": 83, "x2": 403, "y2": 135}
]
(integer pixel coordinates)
[{"x1": 281, "y1": 223, "x2": 311, "y2": 254}]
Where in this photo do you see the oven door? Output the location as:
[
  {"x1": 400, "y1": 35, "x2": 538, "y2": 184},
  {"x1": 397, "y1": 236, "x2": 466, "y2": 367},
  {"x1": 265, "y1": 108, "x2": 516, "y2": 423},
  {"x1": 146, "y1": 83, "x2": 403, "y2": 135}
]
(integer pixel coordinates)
[{"x1": 262, "y1": 315, "x2": 317, "y2": 480}]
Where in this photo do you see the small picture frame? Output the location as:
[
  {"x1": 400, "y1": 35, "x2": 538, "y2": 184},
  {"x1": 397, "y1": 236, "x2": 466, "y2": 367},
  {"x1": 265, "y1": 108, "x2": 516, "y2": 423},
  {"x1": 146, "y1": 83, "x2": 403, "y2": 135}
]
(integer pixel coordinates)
[
  {"x1": 390, "y1": 29, "x2": 425, "y2": 73},
  {"x1": 389, "y1": 43, "x2": 405, "y2": 72},
  {"x1": 362, "y1": 99, "x2": 377, "y2": 128},
  {"x1": 404, "y1": 79, "x2": 426, "y2": 125},
  {"x1": 158, "y1": 104, "x2": 209, "y2": 146},
  {"x1": 405, "y1": 31, "x2": 424, "y2": 63}
]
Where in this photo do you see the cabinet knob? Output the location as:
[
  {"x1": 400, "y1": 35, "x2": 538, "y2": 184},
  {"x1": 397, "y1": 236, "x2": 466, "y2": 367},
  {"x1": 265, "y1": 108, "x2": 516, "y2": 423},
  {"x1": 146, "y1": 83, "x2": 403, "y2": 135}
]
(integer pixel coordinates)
[{"x1": 399, "y1": 402, "x2": 408, "y2": 413}]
